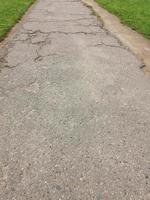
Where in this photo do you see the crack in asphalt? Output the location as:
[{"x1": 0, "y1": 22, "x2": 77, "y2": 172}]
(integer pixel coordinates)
[
  {"x1": 89, "y1": 42, "x2": 123, "y2": 49},
  {"x1": 34, "y1": 51, "x2": 60, "y2": 62},
  {"x1": 23, "y1": 29, "x2": 100, "y2": 35},
  {"x1": 0, "y1": 0, "x2": 149, "y2": 199},
  {"x1": 27, "y1": 17, "x2": 96, "y2": 23}
]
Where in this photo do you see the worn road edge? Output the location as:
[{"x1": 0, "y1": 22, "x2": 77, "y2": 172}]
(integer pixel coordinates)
[
  {"x1": 82, "y1": 0, "x2": 150, "y2": 74},
  {"x1": 0, "y1": 0, "x2": 38, "y2": 49}
]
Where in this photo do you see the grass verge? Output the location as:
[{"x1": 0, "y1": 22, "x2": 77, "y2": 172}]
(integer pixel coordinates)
[
  {"x1": 0, "y1": 0, "x2": 36, "y2": 41},
  {"x1": 96, "y1": 0, "x2": 150, "y2": 39}
]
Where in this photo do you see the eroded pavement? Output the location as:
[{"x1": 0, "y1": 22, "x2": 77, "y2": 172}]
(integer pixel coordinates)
[{"x1": 0, "y1": 0, "x2": 150, "y2": 199}]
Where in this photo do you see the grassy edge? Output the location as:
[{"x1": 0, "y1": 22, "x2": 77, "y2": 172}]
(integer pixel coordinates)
[
  {"x1": 95, "y1": 0, "x2": 150, "y2": 39},
  {"x1": 0, "y1": 0, "x2": 36, "y2": 42}
]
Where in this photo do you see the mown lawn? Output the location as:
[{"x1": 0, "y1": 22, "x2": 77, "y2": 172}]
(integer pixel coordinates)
[
  {"x1": 96, "y1": 0, "x2": 150, "y2": 39},
  {"x1": 0, "y1": 0, "x2": 35, "y2": 41}
]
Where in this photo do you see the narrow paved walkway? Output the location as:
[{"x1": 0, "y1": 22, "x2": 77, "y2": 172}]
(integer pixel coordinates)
[{"x1": 0, "y1": 0, "x2": 150, "y2": 199}]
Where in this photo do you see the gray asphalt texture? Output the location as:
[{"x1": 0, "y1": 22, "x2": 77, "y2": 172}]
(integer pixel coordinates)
[{"x1": 0, "y1": 0, "x2": 150, "y2": 199}]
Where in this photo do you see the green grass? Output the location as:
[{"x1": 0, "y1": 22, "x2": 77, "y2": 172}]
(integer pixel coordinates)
[
  {"x1": 0, "y1": 0, "x2": 35, "y2": 41},
  {"x1": 96, "y1": 0, "x2": 150, "y2": 39}
]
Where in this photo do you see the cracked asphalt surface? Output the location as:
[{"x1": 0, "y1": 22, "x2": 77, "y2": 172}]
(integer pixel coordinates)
[{"x1": 0, "y1": 0, "x2": 150, "y2": 199}]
